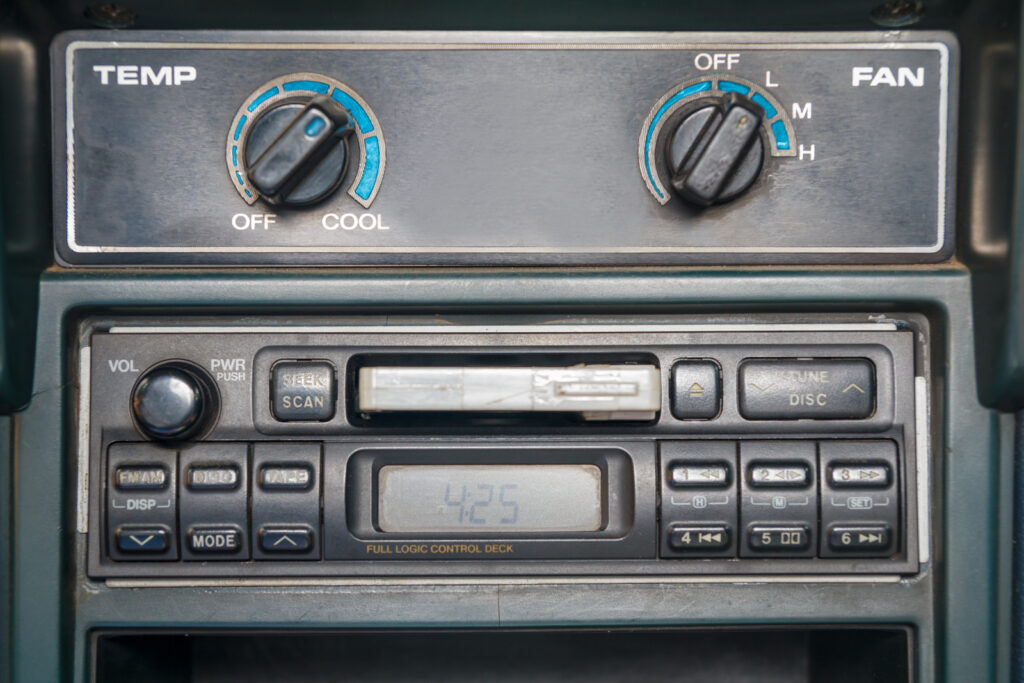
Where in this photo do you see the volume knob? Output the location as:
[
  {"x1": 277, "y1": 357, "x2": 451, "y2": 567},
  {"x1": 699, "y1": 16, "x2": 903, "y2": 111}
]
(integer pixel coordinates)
[
  {"x1": 131, "y1": 362, "x2": 218, "y2": 441},
  {"x1": 666, "y1": 92, "x2": 765, "y2": 206}
]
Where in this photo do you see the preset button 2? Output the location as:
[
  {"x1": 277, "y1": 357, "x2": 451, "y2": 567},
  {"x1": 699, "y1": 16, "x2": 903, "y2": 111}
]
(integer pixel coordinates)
[{"x1": 747, "y1": 463, "x2": 810, "y2": 487}]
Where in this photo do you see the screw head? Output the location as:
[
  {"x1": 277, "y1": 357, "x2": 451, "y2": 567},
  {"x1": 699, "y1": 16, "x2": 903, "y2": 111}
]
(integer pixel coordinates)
[
  {"x1": 870, "y1": 0, "x2": 925, "y2": 27},
  {"x1": 84, "y1": 3, "x2": 137, "y2": 29}
]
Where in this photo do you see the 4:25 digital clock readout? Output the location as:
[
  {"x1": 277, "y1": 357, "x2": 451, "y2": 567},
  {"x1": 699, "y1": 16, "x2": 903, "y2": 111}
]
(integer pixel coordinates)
[{"x1": 377, "y1": 464, "x2": 603, "y2": 533}]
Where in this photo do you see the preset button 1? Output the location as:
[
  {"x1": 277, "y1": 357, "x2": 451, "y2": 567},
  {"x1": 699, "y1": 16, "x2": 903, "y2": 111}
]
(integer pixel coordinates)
[{"x1": 669, "y1": 463, "x2": 730, "y2": 488}]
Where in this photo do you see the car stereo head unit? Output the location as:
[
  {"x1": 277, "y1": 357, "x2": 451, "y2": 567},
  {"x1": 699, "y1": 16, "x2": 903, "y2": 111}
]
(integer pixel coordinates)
[{"x1": 79, "y1": 316, "x2": 926, "y2": 579}]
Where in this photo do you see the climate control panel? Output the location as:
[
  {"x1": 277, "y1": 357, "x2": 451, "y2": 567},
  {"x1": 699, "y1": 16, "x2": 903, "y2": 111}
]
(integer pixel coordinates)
[
  {"x1": 53, "y1": 31, "x2": 957, "y2": 266},
  {"x1": 78, "y1": 317, "x2": 927, "y2": 578}
]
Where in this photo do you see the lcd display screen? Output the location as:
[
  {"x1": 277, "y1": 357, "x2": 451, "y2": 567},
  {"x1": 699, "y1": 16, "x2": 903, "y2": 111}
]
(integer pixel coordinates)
[{"x1": 377, "y1": 465, "x2": 603, "y2": 533}]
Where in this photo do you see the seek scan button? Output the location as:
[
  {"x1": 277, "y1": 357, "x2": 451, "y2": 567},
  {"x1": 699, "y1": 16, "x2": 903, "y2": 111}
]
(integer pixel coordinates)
[{"x1": 271, "y1": 360, "x2": 336, "y2": 421}]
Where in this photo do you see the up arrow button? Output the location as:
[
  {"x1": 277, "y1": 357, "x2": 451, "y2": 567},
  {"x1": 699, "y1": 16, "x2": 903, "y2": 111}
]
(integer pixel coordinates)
[{"x1": 259, "y1": 526, "x2": 314, "y2": 553}]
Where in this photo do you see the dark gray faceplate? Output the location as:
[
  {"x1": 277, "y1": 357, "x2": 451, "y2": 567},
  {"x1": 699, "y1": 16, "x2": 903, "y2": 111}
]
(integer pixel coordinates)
[
  {"x1": 83, "y1": 320, "x2": 920, "y2": 578},
  {"x1": 52, "y1": 31, "x2": 957, "y2": 265}
]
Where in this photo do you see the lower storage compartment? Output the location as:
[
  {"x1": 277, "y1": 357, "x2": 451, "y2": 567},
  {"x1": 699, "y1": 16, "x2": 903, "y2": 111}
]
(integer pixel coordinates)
[{"x1": 93, "y1": 626, "x2": 911, "y2": 682}]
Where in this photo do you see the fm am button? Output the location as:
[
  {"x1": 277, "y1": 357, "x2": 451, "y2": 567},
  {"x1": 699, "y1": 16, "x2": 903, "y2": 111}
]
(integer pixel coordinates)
[
  {"x1": 271, "y1": 360, "x2": 336, "y2": 422},
  {"x1": 115, "y1": 465, "x2": 168, "y2": 490},
  {"x1": 738, "y1": 359, "x2": 875, "y2": 420}
]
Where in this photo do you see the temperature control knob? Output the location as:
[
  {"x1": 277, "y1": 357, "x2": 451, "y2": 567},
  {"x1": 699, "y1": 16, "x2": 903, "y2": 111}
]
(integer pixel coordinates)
[
  {"x1": 666, "y1": 93, "x2": 765, "y2": 206},
  {"x1": 244, "y1": 95, "x2": 354, "y2": 206},
  {"x1": 131, "y1": 362, "x2": 218, "y2": 441}
]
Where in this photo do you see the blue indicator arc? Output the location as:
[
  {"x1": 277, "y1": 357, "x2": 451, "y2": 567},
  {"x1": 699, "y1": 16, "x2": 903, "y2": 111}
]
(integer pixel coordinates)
[
  {"x1": 233, "y1": 115, "x2": 247, "y2": 141},
  {"x1": 771, "y1": 121, "x2": 790, "y2": 150},
  {"x1": 356, "y1": 136, "x2": 381, "y2": 201},
  {"x1": 643, "y1": 81, "x2": 713, "y2": 199},
  {"x1": 717, "y1": 80, "x2": 751, "y2": 95},
  {"x1": 330, "y1": 88, "x2": 374, "y2": 134},
  {"x1": 247, "y1": 86, "x2": 279, "y2": 112},
  {"x1": 751, "y1": 92, "x2": 778, "y2": 119},
  {"x1": 283, "y1": 80, "x2": 330, "y2": 94}
]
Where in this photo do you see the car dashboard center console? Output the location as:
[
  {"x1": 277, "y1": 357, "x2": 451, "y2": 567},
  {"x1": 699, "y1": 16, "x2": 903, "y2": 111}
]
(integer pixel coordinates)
[{"x1": 3, "y1": 12, "x2": 1018, "y2": 681}]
